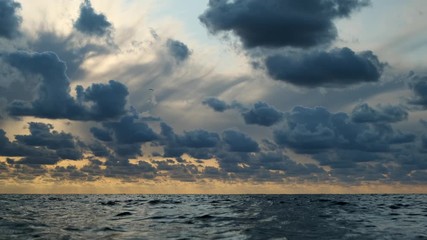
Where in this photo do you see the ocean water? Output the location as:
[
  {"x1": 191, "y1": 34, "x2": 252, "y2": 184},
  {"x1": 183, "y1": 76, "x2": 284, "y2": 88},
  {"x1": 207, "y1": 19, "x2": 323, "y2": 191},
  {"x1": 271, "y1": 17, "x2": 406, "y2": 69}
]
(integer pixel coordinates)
[{"x1": 0, "y1": 195, "x2": 426, "y2": 240}]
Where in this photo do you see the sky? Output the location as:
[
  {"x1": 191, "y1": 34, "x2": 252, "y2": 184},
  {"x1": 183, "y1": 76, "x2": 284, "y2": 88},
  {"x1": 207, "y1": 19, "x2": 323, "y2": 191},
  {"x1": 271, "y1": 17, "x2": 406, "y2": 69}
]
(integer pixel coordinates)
[{"x1": 1, "y1": 0, "x2": 427, "y2": 194}]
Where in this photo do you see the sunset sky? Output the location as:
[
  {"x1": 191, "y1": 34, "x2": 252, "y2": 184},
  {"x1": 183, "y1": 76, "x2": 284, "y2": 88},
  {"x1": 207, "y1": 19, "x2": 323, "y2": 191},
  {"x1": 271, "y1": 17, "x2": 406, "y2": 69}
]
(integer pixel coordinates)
[{"x1": 1, "y1": 0, "x2": 427, "y2": 193}]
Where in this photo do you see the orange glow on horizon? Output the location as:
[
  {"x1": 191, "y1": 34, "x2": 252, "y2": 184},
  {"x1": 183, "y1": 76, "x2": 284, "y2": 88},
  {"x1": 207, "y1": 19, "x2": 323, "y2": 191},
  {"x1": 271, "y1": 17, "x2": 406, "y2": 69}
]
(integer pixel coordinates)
[{"x1": 1, "y1": 177, "x2": 426, "y2": 194}]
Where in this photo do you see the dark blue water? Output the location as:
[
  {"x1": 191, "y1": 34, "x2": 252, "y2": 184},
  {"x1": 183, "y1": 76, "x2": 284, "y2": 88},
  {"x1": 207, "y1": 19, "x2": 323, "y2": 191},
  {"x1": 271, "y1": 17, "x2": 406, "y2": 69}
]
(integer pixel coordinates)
[{"x1": 0, "y1": 194, "x2": 426, "y2": 239}]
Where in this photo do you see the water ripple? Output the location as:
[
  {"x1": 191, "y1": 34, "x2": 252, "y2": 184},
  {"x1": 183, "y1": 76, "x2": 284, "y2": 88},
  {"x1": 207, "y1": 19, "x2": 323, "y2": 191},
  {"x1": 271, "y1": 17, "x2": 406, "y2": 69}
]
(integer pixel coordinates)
[{"x1": 0, "y1": 194, "x2": 426, "y2": 239}]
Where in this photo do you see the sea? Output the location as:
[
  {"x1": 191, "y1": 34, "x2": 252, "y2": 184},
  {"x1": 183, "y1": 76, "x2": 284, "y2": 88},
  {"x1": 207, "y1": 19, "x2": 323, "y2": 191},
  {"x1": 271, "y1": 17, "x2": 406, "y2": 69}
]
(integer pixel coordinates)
[{"x1": 0, "y1": 194, "x2": 426, "y2": 240}]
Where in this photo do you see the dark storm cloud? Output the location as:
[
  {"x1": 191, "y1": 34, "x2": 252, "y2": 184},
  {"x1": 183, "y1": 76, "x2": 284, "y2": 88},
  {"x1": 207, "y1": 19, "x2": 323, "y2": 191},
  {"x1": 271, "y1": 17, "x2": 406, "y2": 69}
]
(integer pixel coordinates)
[
  {"x1": 154, "y1": 160, "x2": 198, "y2": 182},
  {"x1": 306, "y1": 146, "x2": 427, "y2": 183},
  {"x1": 153, "y1": 159, "x2": 176, "y2": 171},
  {"x1": 202, "y1": 99, "x2": 284, "y2": 126},
  {"x1": 160, "y1": 122, "x2": 219, "y2": 159},
  {"x1": 0, "y1": 0, "x2": 22, "y2": 39},
  {"x1": 0, "y1": 122, "x2": 85, "y2": 164},
  {"x1": 265, "y1": 48, "x2": 385, "y2": 87},
  {"x1": 199, "y1": 0, "x2": 369, "y2": 49},
  {"x1": 314, "y1": 146, "x2": 427, "y2": 183},
  {"x1": 222, "y1": 130, "x2": 259, "y2": 152},
  {"x1": 160, "y1": 122, "x2": 174, "y2": 139},
  {"x1": 50, "y1": 165, "x2": 94, "y2": 181},
  {"x1": 212, "y1": 152, "x2": 257, "y2": 176},
  {"x1": 74, "y1": 0, "x2": 112, "y2": 37},
  {"x1": 101, "y1": 116, "x2": 158, "y2": 144},
  {"x1": 8, "y1": 164, "x2": 48, "y2": 180},
  {"x1": 37, "y1": 156, "x2": 158, "y2": 181},
  {"x1": 201, "y1": 166, "x2": 224, "y2": 179},
  {"x1": 422, "y1": 135, "x2": 427, "y2": 150},
  {"x1": 5, "y1": 51, "x2": 74, "y2": 119},
  {"x1": 90, "y1": 127, "x2": 112, "y2": 142},
  {"x1": 168, "y1": 164, "x2": 198, "y2": 182},
  {"x1": 17, "y1": 156, "x2": 60, "y2": 165},
  {"x1": 113, "y1": 143, "x2": 143, "y2": 158},
  {"x1": 274, "y1": 106, "x2": 415, "y2": 154},
  {"x1": 202, "y1": 97, "x2": 230, "y2": 112},
  {"x1": 87, "y1": 142, "x2": 110, "y2": 157},
  {"x1": 89, "y1": 116, "x2": 158, "y2": 158},
  {"x1": 179, "y1": 130, "x2": 220, "y2": 148},
  {"x1": 15, "y1": 122, "x2": 83, "y2": 161},
  {"x1": 14, "y1": 123, "x2": 83, "y2": 160},
  {"x1": 351, "y1": 103, "x2": 408, "y2": 123},
  {"x1": 256, "y1": 152, "x2": 325, "y2": 176},
  {"x1": 0, "y1": 129, "x2": 58, "y2": 161},
  {"x1": 166, "y1": 39, "x2": 191, "y2": 62},
  {"x1": 409, "y1": 76, "x2": 427, "y2": 108},
  {"x1": 79, "y1": 159, "x2": 104, "y2": 180},
  {"x1": 56, "y1": 148, "x2": 83, "y2": 160},
  {"x1": 3, "y1": 51, "x2": 128, "y2": 121},
  {"x1": 329, "y1": 161, "x2": 389, "y2": 183},
  {"x1": 15, "y1": 122, "x2": 76, "y2": 149},
  {"x1": 205, "y1": 149, "x2": 326, "y2": 182},
  {"x1": 314, "y1": 150, "x2": 380, "y2": 169},
  {"x1": 81, "y1": 80, "x2": 128, "y2": 120},
  {"x1": 242, "y1": 102, "x2": 284, "y2": 126},
  {"x1": 104, "y1": 158, "x2": 157, "y2": 180}
]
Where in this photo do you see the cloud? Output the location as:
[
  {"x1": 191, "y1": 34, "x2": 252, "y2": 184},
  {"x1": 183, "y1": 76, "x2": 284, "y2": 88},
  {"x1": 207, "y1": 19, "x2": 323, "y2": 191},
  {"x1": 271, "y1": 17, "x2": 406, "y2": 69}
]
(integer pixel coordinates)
[
  {"x1": 202, "y1": 97, "x2": 230, "y2": 112},
  {"x1": 56, "y1": 148, "x2": 83, "y2": 161},
  {"x1": 351, "y1": 103, "x2": 408, "y2": 123},
  {"x1": 242, "y1": 102, "x2": 283, "y2": 126},
  {"x1": 8, "y1": 164, "x2": 48, "y2": 180},
  {"x1": 256, "y1": 151, "x2": 325, "y2": 176},
  {"x1": 0, "y1": 128, "x2": 58, "y2": 162},
  {"x1": 409, "y1": 75, "x2": 427, "y2": 108},
  {"x1": 178, "y1": 129, "x2": 220, "y2": 148},
  {"x1": 159, "y1": 123, "x2": 263, "y2": 162},
  {"x1": 90, "y1": 127, "x2": 112, "y2": 142},
  {"x1": 17, "y1": 156, "x2": 61, "y2": 165},
  {"x1": 199, "y1": 0, "x2": 369, "y2": 49},
  {"x1": 50, "y1": 165, "x2": 96, "y2": 182},
  {"x1": 17, "y1": 122, "x2": 83, "y2": 161},
  {"x1": 3, "y1": 51, "x2": 129, "y2": 121},
  {"x1": 101, "y1": 116, "x2": 158, "y2": 144},
  {"x1": 265, "y1": 48, "x2": 385, "y2": 87},
  {"x1": 81, "y1": 80, "x2": 128, "y2": 120},
  {"x1": 166, "y1": 39, "x2": 191, "y2": 62},
  {"x1": 202, "y1": 97, "x2": 247, "y2": 114},
  {"x1": 87, "y1": 142, "x2": 110, "y2": 157},
  {"x1": 90, "y1": 115, "x2": 158, "y2": 158},
  {"x1": 274, "y1": 106, "x2": 415, "y2": 154},
  {"x1": 74, "y1": 0, "x2": 112, "y2": 37},
  {"x1": 212, "y1": 152, "x2": 256, "y2": 176},
  {"x1": 0, "y1": 0, "x2": 22, "y2": 39},
  {"x1": 154, "y1": 160, "x2": 198, "y2": 182},
  {"x1": 314, "y1": 150, "x2": 380, "y2": 169},
  {"x1": 205, "y1": 149, "x2": 326, "y2": 182},
  {"x1": 15, "y1": 122, "x2": 79, "y2": 150},
  {"x1": 0, "y1": 122, "x2": 84, "y2": 164},
  {"x1": 103, "y1": 158, "x2": 156, "y2": 180},
  {"x1": 1, "y1": 0, "x2": 425, "y2": 185},
  {"x1": 4, "y1": 51, "x2": 79, "y2": 118},
  {"x1": 203, "y1": 99, "x2": 284, "y2": 126},
  {"x1": 160, "y1": 123, "x2": 219, "y2": 159},
  {"x1": 222, "y1": 129, "x2": 259, "y2": 152},
  {"x1": 313, "y1": 147, "x2": 427, "y2": 183},
  {"x1": 113, "y1": 143, "x2": 143, "y2": 158},
  {"x1": 203, "y1": 98, "x2": 368, "y2": 139},
  {"x1": 28, "y1": 31, "x2": 111, "y2": 79}
]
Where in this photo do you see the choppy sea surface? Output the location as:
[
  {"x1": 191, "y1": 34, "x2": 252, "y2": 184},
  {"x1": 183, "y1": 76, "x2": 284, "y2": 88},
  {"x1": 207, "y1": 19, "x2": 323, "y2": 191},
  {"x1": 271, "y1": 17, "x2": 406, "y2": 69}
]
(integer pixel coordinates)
[{"x1": 0, "y1": 194, "x2": 426, "y2": 240}]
